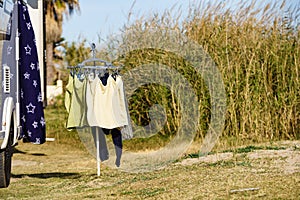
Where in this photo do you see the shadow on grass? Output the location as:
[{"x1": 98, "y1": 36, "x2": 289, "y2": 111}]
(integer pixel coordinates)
[
  {"x1": 13, "y1": 148, "x2": 47, "y2": 156},
  {"x1": 12, "y1": 172, "x2": 81, "y2": 179}
]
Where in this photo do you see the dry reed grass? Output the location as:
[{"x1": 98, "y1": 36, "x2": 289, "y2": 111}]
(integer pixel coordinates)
[
  {"x1": 116, "y1": 0, "x2": 299, "y2": 147},
  {"x1": 63, "y1": 0, "x2": 299, "y2": 150}
]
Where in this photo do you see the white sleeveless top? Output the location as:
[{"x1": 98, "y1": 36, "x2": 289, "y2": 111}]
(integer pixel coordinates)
[{"x1": 86, "y1": 74, "x2": 128, "y2": 129}]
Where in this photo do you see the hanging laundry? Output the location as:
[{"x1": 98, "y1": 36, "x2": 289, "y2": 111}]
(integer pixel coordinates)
[
  {"x1": 67, "y1": 68, "x2": 131, "y2": 133},
  {"x1": 90, "y1": 126, "x2": 123, "y2": 167},
  {"x1": 65, "y1": 55, "x2": 133, "y2": 169},
  {"x1": 101, "y1": 128, "x2": 122, "y2": 167},
  {"x1": 91, "y1": 127, "x2": 109, "y2": 162},
  {"x1": 64, "y1": 74, "x2": 73, "y2": 114},
  {"x1": 18, "y1": 0, "x2": 45, "y2": 144},
  {"x1": 87, "y1": 74, "x2": 128, "y2": 129},
  {"x1": 88, "y1": 71, "x2": 124, "y2": 167},
  {"x1": 65, "y1": 74, "x2": 88, "y2": 129},
  {"x1": 86, "y1": 73, "x2": 101, "y2": 127}
]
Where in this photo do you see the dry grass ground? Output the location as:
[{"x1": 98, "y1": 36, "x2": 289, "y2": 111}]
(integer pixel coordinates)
[{"x1": 0, "y1": 139, "x2": 299, "y2": 199}]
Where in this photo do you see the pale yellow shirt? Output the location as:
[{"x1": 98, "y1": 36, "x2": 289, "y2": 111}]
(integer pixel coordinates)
[
  {"x1": 86, "y1": 75, "x2": 128, "y2": 129},
  {"x1": 66, "y1": 76, "x2": 88, "y2": 129}
]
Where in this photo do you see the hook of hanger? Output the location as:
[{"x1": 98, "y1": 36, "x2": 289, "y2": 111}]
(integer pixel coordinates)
[{"x1": 91, "y1": 43, "x2": 96, "y2": 59}]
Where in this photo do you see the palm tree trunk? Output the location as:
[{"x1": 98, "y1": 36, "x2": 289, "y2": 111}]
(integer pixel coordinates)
[{"x1": 46, "y1": 42, "x2": 57, "y2": 85}]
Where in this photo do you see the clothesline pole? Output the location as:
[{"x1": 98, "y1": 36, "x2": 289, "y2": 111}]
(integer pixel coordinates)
[{"x1": 96, "y1": 128, "x2": 101, "y2": 176}]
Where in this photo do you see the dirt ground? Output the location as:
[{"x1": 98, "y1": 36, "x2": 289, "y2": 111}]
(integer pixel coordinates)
[{"x1": 1, "y1": 140, "x2": 300, "y2": 199}]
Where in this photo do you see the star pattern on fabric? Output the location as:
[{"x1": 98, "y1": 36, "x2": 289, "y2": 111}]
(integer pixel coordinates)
[
  {"x1": 24, "y1": 72, "x2": 30, "y2": 79},
  {"x1": 37, "y1": 92, "x2": 43, "y2": 102},
  {"x1": 33, "y1": 80, "x2": 37, "y2": 87},
  {"x1": 35, "y1": 138, "x2": 41, "y2": 144},
  {"x1": 40, "y1": 117, "x2": 46, "y2": 127},
  {"x1": 20, "y1": 89, "x2": 24, "y2": 99},
  {"x1": 26, "y1": 22, "x2": 31, "y2": 30},
  {"x1": 22, "y1": 115, "x2": 26, "y2": 122},
  {"x1": 24, "y1": 44, "x2": 31, "y2": 55},
  {"x1": 30, "y1": 62, "x2": 35, "y2": 70},
  {"x1": 32, "y1": 121, "x2": 38, "y2": 128},
  {"x1": 26, "y1": 103, "x2": 36, "y2": 114},
  {"x1": 27, "y1": 130, "x2": 32, "y2": 137}
]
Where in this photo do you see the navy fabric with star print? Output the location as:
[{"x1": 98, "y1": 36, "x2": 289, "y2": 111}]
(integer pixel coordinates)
[{"x1": 18, "y1": 1, "x2": 45, "y2": 144}]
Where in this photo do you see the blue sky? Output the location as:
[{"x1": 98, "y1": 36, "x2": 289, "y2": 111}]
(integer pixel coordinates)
[
  {"x1": 62, "y1": 0, "x2": 299, "y2": 44},
  {"x1": 62, "y1": 0, "x2": 188, "y2": 43}
]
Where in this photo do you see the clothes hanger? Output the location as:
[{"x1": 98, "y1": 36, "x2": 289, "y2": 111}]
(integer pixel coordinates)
[{"x1": 67, "y1": 43, "x2": 122, "y2": 76}]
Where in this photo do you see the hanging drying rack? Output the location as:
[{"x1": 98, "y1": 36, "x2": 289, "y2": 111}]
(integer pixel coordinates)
[
  {"x1": 67, "y1": 43, "x2": 123, "y2": 176},
  {"x1": 67, "y1": 43, "x2": 122, "y2": 71}
]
